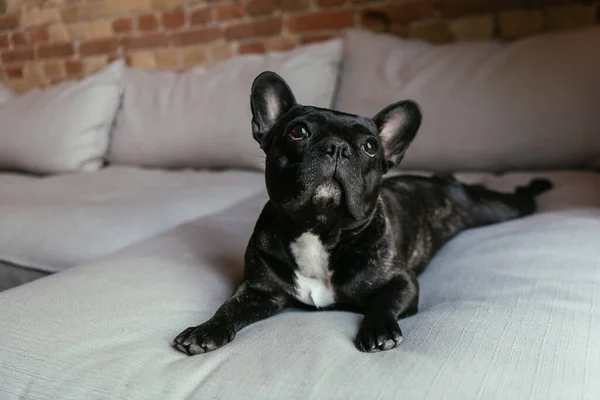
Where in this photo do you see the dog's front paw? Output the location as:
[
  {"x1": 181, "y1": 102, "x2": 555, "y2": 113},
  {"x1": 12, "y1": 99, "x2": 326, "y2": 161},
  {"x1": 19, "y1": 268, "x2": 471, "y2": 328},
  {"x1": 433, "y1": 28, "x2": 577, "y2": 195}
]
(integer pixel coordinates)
[
  {"x1": 355, "y1": 314, "x2": 403, "y2": 353},
  {"x1": 173, "y1": 321, "x2": 235, "y2": 355}
]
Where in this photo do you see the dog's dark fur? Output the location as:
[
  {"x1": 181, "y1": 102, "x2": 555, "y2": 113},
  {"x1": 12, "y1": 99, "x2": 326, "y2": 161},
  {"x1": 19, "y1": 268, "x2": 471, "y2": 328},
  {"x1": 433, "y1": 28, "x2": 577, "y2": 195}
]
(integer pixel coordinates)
[{"x1": 173, "y1": 71, "x2": 552, "y2": 354}]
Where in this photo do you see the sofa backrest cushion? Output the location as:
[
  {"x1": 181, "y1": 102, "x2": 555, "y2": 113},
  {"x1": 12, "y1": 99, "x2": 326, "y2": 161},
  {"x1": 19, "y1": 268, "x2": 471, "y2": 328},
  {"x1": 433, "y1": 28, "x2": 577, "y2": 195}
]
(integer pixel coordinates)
[
  {"x1": 334, "y1": 28, "x2": 600, "y2": 172},
  {"x1": 107, "y1": 38, "x2": 343, "y2": 171}
]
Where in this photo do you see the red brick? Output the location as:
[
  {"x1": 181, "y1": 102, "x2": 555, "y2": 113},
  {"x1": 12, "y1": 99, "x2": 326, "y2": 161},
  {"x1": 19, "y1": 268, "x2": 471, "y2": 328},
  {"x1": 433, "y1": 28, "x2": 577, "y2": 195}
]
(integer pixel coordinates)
[
  {"x1": 37, "y1": 43, "x2": 74, "y2": 59},
  {"x1": 265, "y1": 37, "x2": 297, "y2": 51},
  {"x1": 0, "y1": 33, "x2": 8, "y2": 48},
  {"x1": 239, "y1": 40, "x2": 266, "y2": 54},
  {"x1": 300, "y1": 33, "x2": 335, "y2": 44},
  {"x1": 113, "y1": 17, "x2": 134, "y2": 33},
  {"x1": 122, "y1": 33, "x2": 169, "y2": 50},
  {"x1": 1, "y1": 47, "x2": 35, "y2": 63},
  {"x1": 190, "y1": 8, "x2": 212, "y2": 25},
  {"x1": 4, "y1": 65, "x2": 24, "y2": 78},
  {"x1": 225, "y1": 18, "x2": 282, "y2": 40},
  {"x1": 439, "y1": 0, "x2": 535, "y2": 18},
  {"x1": 361, "y1": 9, "x2": 389, "y2": 31},
  {"x1": 11, "y1": 32, "x2": 27, "y2": 46},
  {"x1": 64, "y1": 59, "x2": 84, "y2": 76},
  {"x1": 536, "y1": 0, "x2": 573, "y2": 4},
  {"x1": 375, "y1": 1, "x2": 435, "y2": 24},
  {"x1": 170, "y1": 27, "x2": 221, "y2": 45},
  {"x1": 286, "y1": 10, "x2": 355, "y2": 32},
  {"x1": 245, "y1": 0, "x2": 278, "y2": 16},
  {"x1": 215, "y1": 2, "x2": 244, "y2": 20},
  {"x1": 80, "y1": 38, "x2": 120, "y2": 56},
  {"x1": 29, "y1": 28, "x2": 49, "y2": 44},
  {"x1": 44, "y1": 73, "x2": 62, "y2": 84},
  {"x1": 162, "y1": 10, "x2": 186, "y2": 29},
  {"x1": 0, "y1": 15, "x2": 19, "y2": 31},
  {"x1": 316, "y1": 0, "x2": 346, "y2": 7},
  {"x1": 138, "y1": 14, "x2": 159, "y2": 31},
  {"x1": 390, "y1": 25, "x2": 409, "y2": 38},
  {"x1": 281, "y1": 0, "x2": 310, "y2": 12}
]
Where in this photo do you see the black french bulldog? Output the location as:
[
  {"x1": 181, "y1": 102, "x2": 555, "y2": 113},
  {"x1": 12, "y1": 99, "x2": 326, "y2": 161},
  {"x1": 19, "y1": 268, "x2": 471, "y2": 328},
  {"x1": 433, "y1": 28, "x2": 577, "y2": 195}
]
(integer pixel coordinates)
[{"x1": 173, "y1": 71, "x2": 552, "y2": 354}]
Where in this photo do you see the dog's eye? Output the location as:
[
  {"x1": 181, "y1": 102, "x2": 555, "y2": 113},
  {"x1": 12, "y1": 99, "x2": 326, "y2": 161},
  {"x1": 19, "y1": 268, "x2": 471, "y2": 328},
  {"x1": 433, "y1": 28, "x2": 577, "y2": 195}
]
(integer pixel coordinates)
[
  {"x1": 289, "y1": 125, "x2": 310, "y2": 141},
  {"x1": 362, "y1": 139, "x2": 378, "y2": 157}
]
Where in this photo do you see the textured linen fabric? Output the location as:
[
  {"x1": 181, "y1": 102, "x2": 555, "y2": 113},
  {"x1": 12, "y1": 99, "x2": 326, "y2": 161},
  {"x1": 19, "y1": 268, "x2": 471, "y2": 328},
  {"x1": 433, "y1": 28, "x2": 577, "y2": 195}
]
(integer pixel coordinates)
[
  {"x1": 334, "y1": 28, "x2": 600, "y2": 172},
  {"x1": 0, "y1": 61, "x2": 125, "y2": 174},
  {"x1": 0, "y1": 166, "x2": 265, "y2": 279},
  {"x1": 0, "y1": 171, "x2": 598, "y2": 400},
  {"x1": 108, "y1": 39, "x2": 343, "y2": 171}
]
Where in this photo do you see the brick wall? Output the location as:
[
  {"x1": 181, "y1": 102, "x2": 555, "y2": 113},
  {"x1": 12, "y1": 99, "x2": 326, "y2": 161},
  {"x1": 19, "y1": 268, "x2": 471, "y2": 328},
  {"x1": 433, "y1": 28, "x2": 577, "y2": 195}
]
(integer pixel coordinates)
[{"x1": 0, "y1": 0, "x2": 599, "y2": 93}]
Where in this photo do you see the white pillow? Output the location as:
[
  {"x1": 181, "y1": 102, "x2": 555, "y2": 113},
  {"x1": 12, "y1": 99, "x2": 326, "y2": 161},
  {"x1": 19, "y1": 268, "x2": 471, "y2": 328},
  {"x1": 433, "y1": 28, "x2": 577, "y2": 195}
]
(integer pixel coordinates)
[
  {"x1": 0, "y1": 82, "x2": 14, "y2": 104},
  {"x1": 334, "y1": 28, "x2": 600, "y2": 172},
  {"x1": 108, "y1": 39, "x2": 343, "y2": 171},
  {"x1": 0, "y1": 60, "x2": 125, "y2": 175}
]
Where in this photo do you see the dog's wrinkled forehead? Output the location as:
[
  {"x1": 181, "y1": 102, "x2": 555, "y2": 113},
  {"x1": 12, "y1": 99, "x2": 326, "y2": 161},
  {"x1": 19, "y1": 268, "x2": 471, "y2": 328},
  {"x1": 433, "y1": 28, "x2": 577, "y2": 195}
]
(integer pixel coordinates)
[
  {"x1": 286, "y1": 108, "x2": 379, "y2": 140},
  {"x1": 251, "y1": 70, "x2": 422, "y2": 170}
]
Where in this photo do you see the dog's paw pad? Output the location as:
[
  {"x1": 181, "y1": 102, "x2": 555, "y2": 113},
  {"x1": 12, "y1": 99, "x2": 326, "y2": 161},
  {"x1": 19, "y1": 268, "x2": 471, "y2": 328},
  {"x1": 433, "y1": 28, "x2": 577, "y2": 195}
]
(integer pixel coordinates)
[
  {"x1": 172, "y1": 322, "x2": 235, "y2": 356},
  {"x1": 355, "y1": 315, "x2": 403, "y2": 353}
]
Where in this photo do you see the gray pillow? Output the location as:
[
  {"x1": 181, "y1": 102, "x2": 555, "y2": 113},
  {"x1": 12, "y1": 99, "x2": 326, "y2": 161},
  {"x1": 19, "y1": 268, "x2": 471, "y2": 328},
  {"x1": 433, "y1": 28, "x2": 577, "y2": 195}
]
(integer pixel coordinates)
[
  {"x1": 335, "y1": 28, "x2": 600, "y2": 172},
  {"x1": 0, "y1": 61, "x2": 125, "y2": 175},
  {"x1": 108, "y1": 39, "x2": 344, "y2": 171},
  {"x1": 0, "y1": 81, "x2": 14, "y2": 104}
]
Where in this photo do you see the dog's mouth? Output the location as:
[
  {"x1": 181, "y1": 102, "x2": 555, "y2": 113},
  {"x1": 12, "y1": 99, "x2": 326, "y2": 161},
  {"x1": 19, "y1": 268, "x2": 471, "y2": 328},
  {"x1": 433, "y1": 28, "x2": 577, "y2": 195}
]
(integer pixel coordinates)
[
  {"x1": 310, "y1": 173, "x2": 365, "y2": 220},
  {"x1": 311, "y1": 179, "x2": 343, "y2": 208},
  {"x1": 278, "y1": 160, "x2": 366, "y2": 221}
]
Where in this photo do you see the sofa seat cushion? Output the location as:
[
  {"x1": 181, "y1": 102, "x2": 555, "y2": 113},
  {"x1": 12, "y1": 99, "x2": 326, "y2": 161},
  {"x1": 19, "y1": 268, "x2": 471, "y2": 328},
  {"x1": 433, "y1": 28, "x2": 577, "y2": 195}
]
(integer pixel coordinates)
[
  {"x1": 0, "y1": 171, "x2": 598, "y2": 400},
  {"x1": 0, "y1": 166, "x2": 264, "y2": 276}
]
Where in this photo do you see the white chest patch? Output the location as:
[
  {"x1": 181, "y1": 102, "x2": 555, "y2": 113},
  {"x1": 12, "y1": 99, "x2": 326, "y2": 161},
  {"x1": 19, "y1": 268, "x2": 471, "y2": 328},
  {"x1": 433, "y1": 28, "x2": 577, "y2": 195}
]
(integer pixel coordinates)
[{"x1": 290, "y1": 232, "x2": 335, "y2": 308}]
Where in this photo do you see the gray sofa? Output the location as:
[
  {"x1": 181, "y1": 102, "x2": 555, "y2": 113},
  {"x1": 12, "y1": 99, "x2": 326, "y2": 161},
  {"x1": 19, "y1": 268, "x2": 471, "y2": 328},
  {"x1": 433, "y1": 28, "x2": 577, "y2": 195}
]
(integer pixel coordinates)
[{"x1": 1, "y1": 28, "x2": 599, "y2": 399}]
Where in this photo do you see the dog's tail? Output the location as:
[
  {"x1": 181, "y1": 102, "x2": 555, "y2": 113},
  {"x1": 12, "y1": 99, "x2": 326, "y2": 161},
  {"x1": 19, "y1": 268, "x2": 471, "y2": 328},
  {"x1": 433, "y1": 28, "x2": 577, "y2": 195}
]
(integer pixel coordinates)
[
  {"x1": 515, "y1": 178, "x2": 553, "y2": 199},
  {"x1": 459, "y1": 177, "x2": 553, "y2": 228},
  {"x1": 509, "y1": 178, "x2": 553, "y2": 217}
]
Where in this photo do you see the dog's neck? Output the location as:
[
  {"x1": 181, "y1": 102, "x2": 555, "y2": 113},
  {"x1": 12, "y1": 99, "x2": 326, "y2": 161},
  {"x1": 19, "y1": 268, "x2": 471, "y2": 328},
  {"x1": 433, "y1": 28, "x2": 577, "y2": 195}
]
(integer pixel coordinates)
[{"x1": 269, "y1": 195, "x2": 384, "y2": 246}]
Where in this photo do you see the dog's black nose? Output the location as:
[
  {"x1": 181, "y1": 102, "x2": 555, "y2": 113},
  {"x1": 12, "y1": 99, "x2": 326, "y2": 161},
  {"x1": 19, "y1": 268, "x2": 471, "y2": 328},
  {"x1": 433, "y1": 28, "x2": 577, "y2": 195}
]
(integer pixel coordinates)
[{"x1": 322, "y1": 139, "x2": 351, "y2": 159}]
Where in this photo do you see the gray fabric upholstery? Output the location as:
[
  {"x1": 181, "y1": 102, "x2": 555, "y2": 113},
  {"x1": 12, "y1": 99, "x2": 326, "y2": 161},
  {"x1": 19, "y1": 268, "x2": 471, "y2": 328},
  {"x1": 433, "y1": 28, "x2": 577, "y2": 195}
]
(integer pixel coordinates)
[
  {"x1": 0, "y1": 166, "x2": 264, "y2": 278},
  {"x1": 108, "y1": 39, "x2": 343, "y2": 171},
  {"x1": 0, "y1": 61, "x2": 125, "y2": 174},
  {"x1": 335, "y1": 28, "x2": 600, "y2": 172},
  {"x1": 0, "y1": 171, "x2": 598, "y2": 399}
]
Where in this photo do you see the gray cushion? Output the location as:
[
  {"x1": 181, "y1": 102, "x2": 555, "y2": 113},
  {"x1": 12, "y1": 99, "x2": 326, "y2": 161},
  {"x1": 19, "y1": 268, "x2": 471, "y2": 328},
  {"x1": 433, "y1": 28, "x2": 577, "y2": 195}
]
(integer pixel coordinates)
[
  {"x1": 108, "y1": 39, "x2": 343, "y2": 171},
  {"x1": 0, "y1": 81, "x2": 14, "y2": 104},
  {"x1": 335, "y1": 28, "x2": 600, "y2": 172},
  {"x1": 0, "y1": 171, "x2": 599, "y2": 399},
  {"x1": 0, "y1": 166, "x2": 264, "y2": 276},
  {"x1": 0, "y1": 61, "x2": 125, "y2": 175}
]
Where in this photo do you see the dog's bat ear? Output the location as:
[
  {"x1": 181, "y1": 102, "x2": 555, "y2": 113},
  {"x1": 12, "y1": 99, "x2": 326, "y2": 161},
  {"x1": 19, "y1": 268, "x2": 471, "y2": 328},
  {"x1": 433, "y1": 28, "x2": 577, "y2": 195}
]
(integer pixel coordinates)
[
  {"x1": 373, "y1": 100, "x2": 422, "y2": 169},
  {"x1": 250, "y1": 71, "x2": 297, "y2": 146}
]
